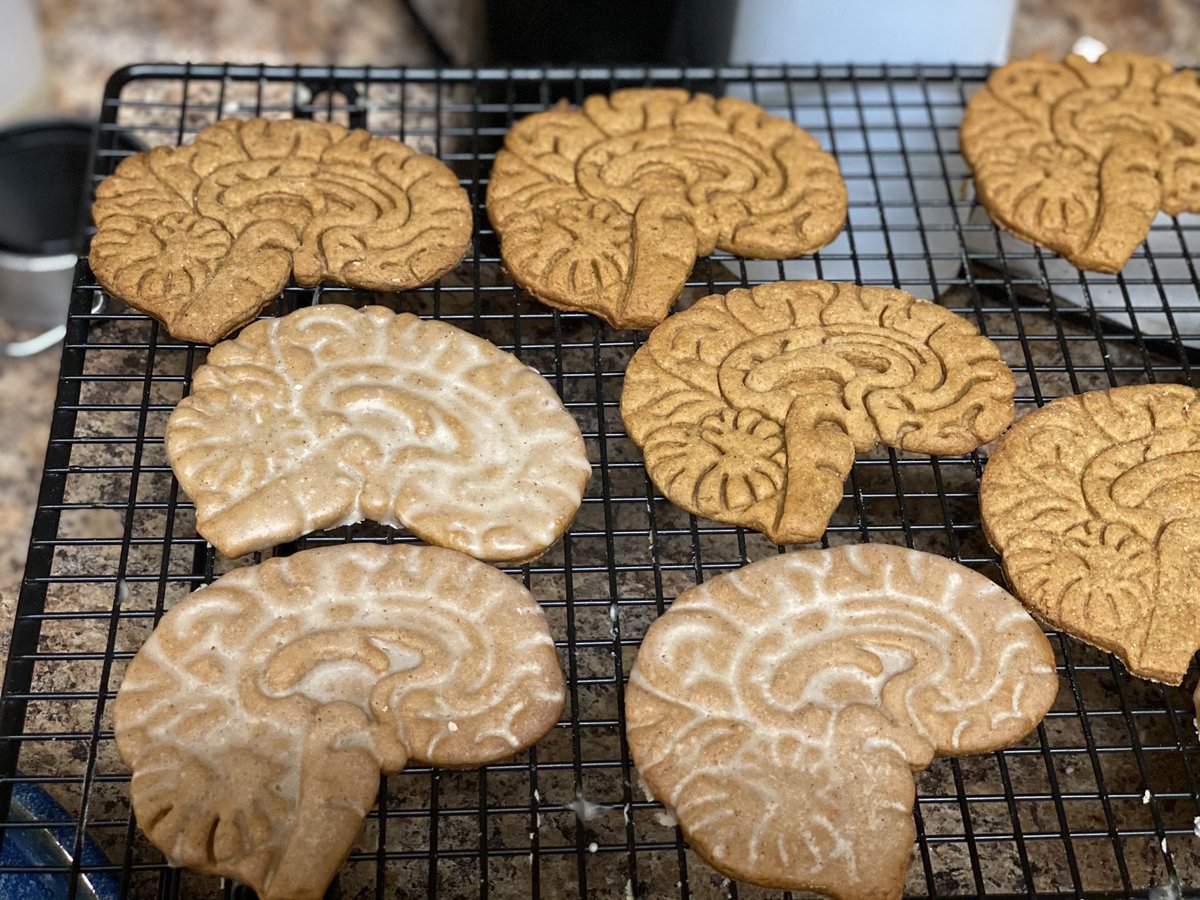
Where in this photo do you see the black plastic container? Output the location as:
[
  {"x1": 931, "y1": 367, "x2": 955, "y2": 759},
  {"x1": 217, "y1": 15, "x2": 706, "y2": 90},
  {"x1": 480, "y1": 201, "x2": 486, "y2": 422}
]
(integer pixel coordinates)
[{"x1": 0, "y1": 120, "x2": 141, "y2": 332}]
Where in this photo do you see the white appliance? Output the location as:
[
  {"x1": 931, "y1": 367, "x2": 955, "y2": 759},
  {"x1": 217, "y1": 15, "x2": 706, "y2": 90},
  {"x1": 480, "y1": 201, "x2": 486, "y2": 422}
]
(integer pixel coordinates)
[
  {"x1": 0, "y1": 0, "x2": 48, "y2": 123},
  {"x1": 730, "y1": 0, "x2": 1016, "y2": 66}
]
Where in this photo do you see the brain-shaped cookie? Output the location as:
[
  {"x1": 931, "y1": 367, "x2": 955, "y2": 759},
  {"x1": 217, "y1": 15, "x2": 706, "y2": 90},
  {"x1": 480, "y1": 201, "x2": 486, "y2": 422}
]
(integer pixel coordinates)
[
  {"x1": 627, "y1": 545, "x2": 1057, "y2": 898},
  {"x1": 487, "y1": 89, "x2": 847, "y2": 329},
  {"x1": 961, "y1": 51, "x2": 1200, "y2": 273},
  {"x1": 620, "y1": 281, "x2": 1016, "y2": 544},
  {"x1": 90, "y1": 118, "x2": 472, "y2": 343},
  {"x1": 981, "y1": 385, "x2": 1200, "y2": 683},
  {"x1": 165, "y1": 304, "x2": 591, "y2": 562},
  {"x1": 113, "y1": 543, "x2": 564, "y2": 900}
]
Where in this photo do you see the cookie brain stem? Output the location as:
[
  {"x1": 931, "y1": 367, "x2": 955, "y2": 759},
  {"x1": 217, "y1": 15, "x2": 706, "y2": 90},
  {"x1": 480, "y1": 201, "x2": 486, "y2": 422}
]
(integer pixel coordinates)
[
  {"x1": 620, "y1": 281, "x2": 1016, "y2": 545},
  {"x1": 960, "y1": 51, "x2": 1200, "y2": 274},
  {"x1": 980, "y1": 385, "x2": 1200, "y2": 684},
  {"x1": 88, "y1": 118, "x2": 473, "y2": 345},
  {"x1": 112, "y1": 544, "x2": 565, "y2": 900},
  {"x1": 626, "y1": 545, "x2": 1058, "y2": 898},
  {"x1": 487, "y1": 89, "x2": 847, "y2": 330}
]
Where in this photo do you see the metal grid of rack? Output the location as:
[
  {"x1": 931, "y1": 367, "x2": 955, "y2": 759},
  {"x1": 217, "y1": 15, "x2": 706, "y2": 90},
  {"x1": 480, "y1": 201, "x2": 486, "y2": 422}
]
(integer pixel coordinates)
[{"x1": 1, "y1": 63, "x2": 1198, "y2": 899}]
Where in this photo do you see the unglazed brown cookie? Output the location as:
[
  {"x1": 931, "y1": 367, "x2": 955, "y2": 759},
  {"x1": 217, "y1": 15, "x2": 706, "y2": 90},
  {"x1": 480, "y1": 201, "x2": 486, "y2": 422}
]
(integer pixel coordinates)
[
  {"x1": 620, "y1": 281, "x2": 1015, "y2": 544},
  {"x1": 90, "y1": 118, "x2": 472, "y2": 343},
  {"x1": 113, "y1": 543, "x2": 564, "y2": 900},
  {"x1": 961, "y1": 51, "x2": 1200, "y2": 273},
  {"x1": 626, "y1": 545, "x2": 1058, "y2": 899},
  {"x1": 165, "y1": 304, "x2": 591, "y2": 563},
  {"x1": 487, "y1": 89, "x2": 847, "y2": 329},
  {"x1": 980, "y1": 385, "x2": 1200, "y2": 684}
]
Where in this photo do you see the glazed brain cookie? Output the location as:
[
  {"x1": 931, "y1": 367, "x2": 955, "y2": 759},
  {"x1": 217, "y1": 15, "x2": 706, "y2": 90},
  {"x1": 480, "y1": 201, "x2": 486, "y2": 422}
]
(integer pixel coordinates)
[
  {"x1": 980, "y1": 385, "x2": 1200, "y2": 684},
  {"x1": 113, "y1": 543, "x2": 564, "y2": 900},
  {"x1": 626, "y1": 545, "x2": 1058, "y2": 899},
  {"x1": 165, "y1": 304, "x2": 591, "y2": 563},
  {"x1": 961, "y1": 51, "x2": 1200, "y2": 273},
  {"x1": 620, "y1": 281, "x2": 1016, "y2": 544},
  {"x1": 90, "y1": 118, "x2": 472, "y2": 343},
  {"x1": 487, "y1": 88, "x2": 847, "y2": 329}
]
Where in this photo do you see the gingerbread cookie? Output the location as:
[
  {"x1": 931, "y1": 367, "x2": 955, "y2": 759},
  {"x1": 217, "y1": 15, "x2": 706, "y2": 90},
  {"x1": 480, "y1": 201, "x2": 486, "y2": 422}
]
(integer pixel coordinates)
[
  {"x1": 165, "y1": 304, "x2": 590, "y2": 563},
  {"x1": 90, "y1": 118, "x2": 472, "y2": 343},
  {"x1": 961, "y1": 51, "x2": 1200, "y2": 273},
  {"x1": 980, "y1": 384, "x2": 1200, "y2": 683},
  {"x1": 487, "y1": 89, "x2": 846, "y2": 329},
  {"x1": 113, "y1": 543, "x2": 564, "y2": 900},
  {"x1": 620, "y1": 281, "x2": 1015, "y2": 544},
  {"x1": 626, "y1": 544, "x2": 1058, "y2": 898}
]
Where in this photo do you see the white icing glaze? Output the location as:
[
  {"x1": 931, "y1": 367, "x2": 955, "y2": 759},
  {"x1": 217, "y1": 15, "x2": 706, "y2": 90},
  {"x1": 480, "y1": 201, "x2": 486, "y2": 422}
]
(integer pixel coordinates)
[
  {"x1": 625, "y1": 544, "x2": 1059, "y2": 897},
  {"x1": 166, "y1": 305, "x2": 591, "y2": 563},
  {"x1": 565, "y1": 791, "x2": 609, "y2": 823},
  {"x1": 113, "y1": 543, "x2": 564, "y2": 900}
]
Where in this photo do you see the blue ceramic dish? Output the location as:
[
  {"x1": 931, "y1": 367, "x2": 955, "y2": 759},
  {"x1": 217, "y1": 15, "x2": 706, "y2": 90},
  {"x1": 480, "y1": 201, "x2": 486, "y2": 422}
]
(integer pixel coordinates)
[{"x1": 0, "y1": 781, "x2": 119, "y2": 900}]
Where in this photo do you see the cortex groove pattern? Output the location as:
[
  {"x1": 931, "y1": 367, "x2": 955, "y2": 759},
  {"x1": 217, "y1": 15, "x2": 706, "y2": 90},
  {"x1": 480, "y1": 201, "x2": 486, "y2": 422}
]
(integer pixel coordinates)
[
  {"x1": 620, "y1": 281, "x2": 1016, "y2": 545},
  {"x1": 981, "y1": 385, "x2": 1200, "y2": 684},
  {"x1": 961, "y1": 51, "x2": 1200, "y2": 273},
  {"x1": 112, "y1": 543, "x2": 564, "y2": 900},
  {"x1": 487, "y1": 89, "x2": 847, "y2": 329},
  {"x1": 89, "y1": 118, "x2": 472, "y2": 343},
  {"x1": 165, "y1": 304, "x2": 591, "y2": 562},
  {"x1": 626, "y1": 545, "x2": 1058, "y2": 900}
]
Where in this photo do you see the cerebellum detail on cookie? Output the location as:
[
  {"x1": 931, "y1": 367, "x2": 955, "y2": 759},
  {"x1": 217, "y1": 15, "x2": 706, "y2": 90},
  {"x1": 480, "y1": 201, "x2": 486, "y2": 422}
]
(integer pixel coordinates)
[
  {"x1": 625, "y1": 545, "x2": 1058, "y2": 899},
  {"x1": 165, "y1": 304, "x2": 591, "y2": 563},
  {"x1": 112, "y1": 544, "x2": 564, "y2": 900},
  {"x1": 620, "y1": 281, "x2": 1016, "y2": 545},
  {"x1": 961, "y1": 51, "x2": 1200, "y2": 273},
  {"x1": 89, "y1": 118, "x2": 473, "y2": 344},
  {"x1": 980, "y1": 384, "x2": 1200, "y2": 684},
  {"x1": 487, "y1": 89, "x2": 847, "y2": 329}
]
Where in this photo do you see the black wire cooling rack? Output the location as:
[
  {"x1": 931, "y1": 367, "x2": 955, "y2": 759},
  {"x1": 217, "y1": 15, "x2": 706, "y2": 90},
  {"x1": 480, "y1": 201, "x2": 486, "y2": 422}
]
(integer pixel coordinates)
[{"x1": 2, "y1": 63, "x2": 1200, "y2": 900}]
